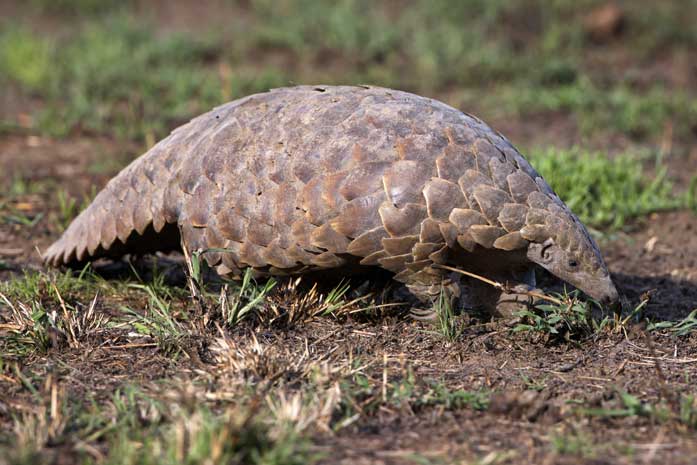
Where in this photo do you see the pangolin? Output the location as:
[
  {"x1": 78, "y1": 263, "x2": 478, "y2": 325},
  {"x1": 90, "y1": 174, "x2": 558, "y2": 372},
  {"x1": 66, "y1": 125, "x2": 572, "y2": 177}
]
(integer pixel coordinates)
[{"x1": 44, "y1": 85, "x2": 619, "y2": 313}]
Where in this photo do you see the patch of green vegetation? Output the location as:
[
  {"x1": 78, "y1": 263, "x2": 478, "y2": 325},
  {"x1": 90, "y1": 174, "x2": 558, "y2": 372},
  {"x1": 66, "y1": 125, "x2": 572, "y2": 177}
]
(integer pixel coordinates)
[
  {"x1": 337, "y1": 366, "x2": 490, "y2": 423},
  {"x1": 51, "y1": 186, "x2": 97, "y2": 232},
  {"x1": 404, "y1": 0, "x2": 523, "y2": 90},
  {"x1": 521, "y1": 374, "x2": 548, "y2": 392},
  {"x1": 572, "y1": 388, "x2": 697, "y2": 432},
  {"x1": 680, "y1": 394, "x2": 697, "y2": 429},
  {"x1": 0, "y1": 20, "x2": 234, "y2": 141},
  {"x1": 54, "y1": 190, "x2": 80, "y2": 232},
  {"x1": 628, "y1": 2, "x2": 697, "y2": 54},
  {"x1": 250, "y1": 0, "x2": 400, "y2": 64},
  {"x1": 0, "y1": 267, "x2": 108, "y2": 356},
  {"x1": 419, "y1": 381, "x2": 490, "y2": 411},
  {"x1": 0, "y1": 266, "x2": 98, "y2": 302},
  {"x1": 1, "y1": 176, "x2": 52, "y2": 199},
  {"x1": 0, "y1": 176, "x2": 56, "y2": 228},
  {"x1": 29, "y1": 0, "x2": 132, "y2": 16},
  {"x1": 498, "y1": 78, "x2": 697, "y2": 138},
  {"x1": 2, "y1": 212, "x2": 44, "y2": 227},
  {"x1": 4, "y1": 0, "x2": 696, "y2": 143},
  {"x1": 0, "y1": 298, "x2": 56, "y2": 356},
  {"x1": 433, "y1": 287, "x2": 461, "y2": 342},
  {"x1": 550, "y1": 430, "x2": 598, "y2": 458},
  {"x1": 122, "y1": 284, "x2": 189, "y2": 356},
  {"x1": 0, "y1": 383, "x2": 319, "y2": 465},
  {"x1": 101, "y1": 396, "x2": 316, "y2": 465},
  {"x1": 33, "y1": 18, "x2": 226, "y2": 140},
  {"x1": 686, "y1": 176, "x2": 697, "y2": 213},
  {"x1": 0, "y1": 14, "x2": 297, "y2": 142},
  {"x1": 0, "y1": 119, "x2": 23, "y2": 135},
  {"x1": 648, "y1": 309, "x2": 697, "y2": 336},
  {"x1": 247, "y1": 0, "x2": 590, "y2": 92},
  {"x1": 529, "y1": 147, "x2": 677, "y2": 229},
  {"x1": 189, "y1": 248, "x2": 372, "y2": 328},
  {"x1": 0, "y1": 27, "x2": 52, "y2": 92},
  {"x1": 510, "y1": 293, "x2": 663, "y2": 341},
  {"x1": 220, "y1": 269, "x2": 277, "y2": 327},
  {"x1": 513, "y1": 291, "x2": 607, "y2": 341},
  {"x1": 579, "y1": 391, "x2": 671, "y2": 423}
]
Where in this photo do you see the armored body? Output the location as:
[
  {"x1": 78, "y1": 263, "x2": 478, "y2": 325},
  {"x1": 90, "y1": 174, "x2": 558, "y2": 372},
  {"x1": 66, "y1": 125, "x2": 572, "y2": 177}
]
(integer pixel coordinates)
[{"x1": 45, "y1": 86, "x2": 618, "y2": 312}]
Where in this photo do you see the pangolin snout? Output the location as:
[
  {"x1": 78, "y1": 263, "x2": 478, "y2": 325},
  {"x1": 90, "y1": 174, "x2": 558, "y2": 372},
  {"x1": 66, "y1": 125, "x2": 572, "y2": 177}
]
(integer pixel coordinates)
[{"x1": 588, "y1": 279, "x2": 619, "y2": 308}]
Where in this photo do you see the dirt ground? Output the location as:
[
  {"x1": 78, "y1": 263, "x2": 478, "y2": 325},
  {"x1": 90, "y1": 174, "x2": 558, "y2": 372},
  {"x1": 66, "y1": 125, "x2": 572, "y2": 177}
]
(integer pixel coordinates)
[{"x1": 3, "y1": 1, "x2": 697, "y2": 465}]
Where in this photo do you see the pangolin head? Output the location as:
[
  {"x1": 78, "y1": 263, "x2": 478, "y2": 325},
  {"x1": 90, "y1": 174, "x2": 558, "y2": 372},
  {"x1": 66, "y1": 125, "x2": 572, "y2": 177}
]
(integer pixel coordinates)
[{"x1": 519, "y1": 202, "x2": 618, "y2": 307}]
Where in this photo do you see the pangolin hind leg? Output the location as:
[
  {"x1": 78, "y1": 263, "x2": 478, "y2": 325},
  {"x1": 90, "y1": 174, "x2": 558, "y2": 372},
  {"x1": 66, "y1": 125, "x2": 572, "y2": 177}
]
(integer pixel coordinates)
[{"x1": 405, "y1": 266, "x2": 539, "y2": 319}]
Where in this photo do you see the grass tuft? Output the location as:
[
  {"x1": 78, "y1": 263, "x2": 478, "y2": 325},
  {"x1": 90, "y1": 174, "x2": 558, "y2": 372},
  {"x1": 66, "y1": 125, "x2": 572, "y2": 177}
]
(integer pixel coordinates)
[
  {"x1": 0, "y1": 27, "x2": 52, "y2": 92},
  {"x1": 529, "y1": 147, "x2": 677, "y2": 229},
  {"x1": 551, "y1": 430, "x2": 597, "y2": 458},
  {"x1": 221, "y1": 269, "x2": 277, "y2": 327},
  {"x1": 102, "y1": 402, "x2": 317, "y2": 465},
  {"x1": 122, "y1": 283, "x2": 188, "y2": 356},
  {"x1": 434, "y1": 287, "x2": 461, "y2": 342},
  {"x1": 29, "y1": 0, "x2": 131, "y2": 16},
  {"x1": 513, "y1": 291, "x2": 598, "y2": 341},
  {"x1": 648, "y1": 309, "x2": 697, "y2": 336},
  {"x1": 497, "y1": 79, "x2": 697, "y2": 139}
]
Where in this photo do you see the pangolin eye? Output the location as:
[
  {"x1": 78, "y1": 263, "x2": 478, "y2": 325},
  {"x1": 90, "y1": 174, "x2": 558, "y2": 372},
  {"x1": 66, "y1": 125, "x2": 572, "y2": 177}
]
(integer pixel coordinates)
[{"x1": 568, "y1": 259, "x2": 579, "y2": 268}]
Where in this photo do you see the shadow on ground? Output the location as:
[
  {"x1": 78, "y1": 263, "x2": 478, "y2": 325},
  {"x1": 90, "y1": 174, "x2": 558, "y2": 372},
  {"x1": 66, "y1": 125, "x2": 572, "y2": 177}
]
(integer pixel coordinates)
[{"x1": 614, "y1": 272, "x2": 697, "y2": 321}]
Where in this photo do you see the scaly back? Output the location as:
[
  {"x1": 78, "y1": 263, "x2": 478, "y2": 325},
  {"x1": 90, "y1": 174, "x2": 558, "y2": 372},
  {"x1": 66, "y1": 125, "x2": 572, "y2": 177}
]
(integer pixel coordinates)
[{"x1": 44, "y1": 85, "x2": 603, "y2": 292}]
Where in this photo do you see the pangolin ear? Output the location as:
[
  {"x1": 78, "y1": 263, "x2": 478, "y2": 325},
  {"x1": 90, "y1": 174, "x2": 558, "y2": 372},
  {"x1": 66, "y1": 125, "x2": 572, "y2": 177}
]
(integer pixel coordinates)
[
  {"x1": 528, "y1": 237, "x2": 555, "y2": 264},
  {"x1": 539, "y1": 238, "x2": 555, "y2": 264}
]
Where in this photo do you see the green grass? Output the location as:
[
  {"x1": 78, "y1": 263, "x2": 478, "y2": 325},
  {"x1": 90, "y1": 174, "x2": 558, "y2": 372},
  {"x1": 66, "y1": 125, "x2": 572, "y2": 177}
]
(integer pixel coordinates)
[
  {"x1": 648, "y1": 309, "x2": 697, "y2": 336},
  {"x1": 2, "y1": 177, "x2": 50, "y2": 198},
  {"x1": 529, "y1": 147, "x2": 677, "y2": 229},
  {"x1": 627, "y1": 1, "x2": 697, "y2": 54},
  {"x1": 521, "y1": 374, "x2": 548, "y2": 392},
  {"x1": 496, "y1": 78, "x2": 697, "y2": 138},
  {"x1": 550, "y1": 430, "x2": 598, "y2": 458},
  {"x1": 0, "y1": 267, "x2": 108, "y2": 356},
  {"x1": 0, "y1": 352, "x2": 495, "y2": 465},
  {"x1": 0, "y1": 27, "x2": 52, "y2": 92},
  {"x1": 100, "y1": 400, "x2": 316, "y2": 465},
  {"x1": 3, "y1": 0, "x2": 696, "y2": 143},
  {"x1": 2, "y1": 3, "x2": 697, "y2": 460},
  {"x1": 41, "y1": 19, "x2": 225, "y2": 139},
  {"x1": 579, "y1": 391, "x2": 671, "y2": 422},
  {"x1": 0, "y1": 384, "x2": 319, "y2": 465},
  {"x1": 249, "y1": 0, "x2": 401, "y2": 64},
  {"x1": 562, "y1": 390, "x2": 697, "y2": 439},
  {"x1": 513, "y1": 291, "x2": 599, "y2": 341},
  {"x1": 221, "y1": 269, "x2": 277, "y2": 327},
  {"x1": 337, "y1": 365, "x2": 490, "y2": 423},
  {"x1": 0, "y1": 266, "x2": 190, "y2": 358},
  {"x1": 0, "y1": 266, "x2": 98, "y2": 303},
  {"x1": 1, "y1": 179, "x2": 91, "y2": 233},
  {"x1": 0, "y1": 18, "x2": 298, "y2": 141},
  {"x1": 29, "y1": 0, "x2": 132, "y2": 15},
  {"x1": 121, "y1": 284, "x2": 189, "y2": 356},
  {"x1": 433, "y1": 287, "x2": 461, "y2": 342},
  {"x1": 419, "y1": 382, "x2": 490, "y2": 411}
]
